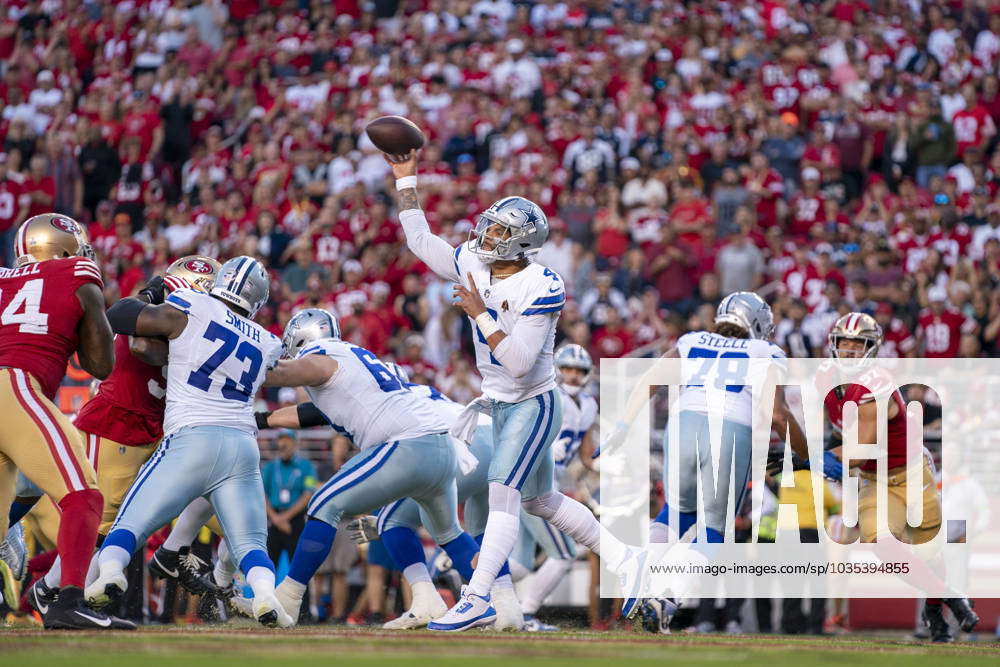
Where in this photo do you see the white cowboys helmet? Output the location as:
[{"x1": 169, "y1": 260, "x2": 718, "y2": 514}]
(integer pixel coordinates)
[
  {"x1": 211, "y1": 255, "x2": 270, "y2": 318},
  {"x1": 469, "y1": 196, "x2": 549, "y2": 263},
  {"x1": 715, "y1": 292, "x2": 774, "y2": 340},
  {"x1": 554, "y1": 343, "x2": 593, "y2": 395},
  {"x1": 282, "y1": 308, "x2": 341, "y2": 358}
]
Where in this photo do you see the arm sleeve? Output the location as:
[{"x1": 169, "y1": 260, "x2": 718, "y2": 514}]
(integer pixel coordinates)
[
  {"x1": 398, "y1": 208, "x2": 462, "y2": 282},
  {"x1": 492, "y1": 313, "x2": 554, "y2": 378}
]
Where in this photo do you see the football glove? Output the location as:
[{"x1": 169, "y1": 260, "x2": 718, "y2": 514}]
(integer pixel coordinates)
[
  {"x1": 346, "y1": 516, "x2": 379, "y2": 545},
  {"x1": 138, "y1": 275, "x2": 166, "y2": 305}
]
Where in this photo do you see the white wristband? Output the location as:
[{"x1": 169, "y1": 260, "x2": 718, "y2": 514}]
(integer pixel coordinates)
[
  {"x1": 475, "y1": 311, "x2": 501, "y2": 339},
  {"x1": 396, "y1": 175, "x2": 418, "y2": 191}
]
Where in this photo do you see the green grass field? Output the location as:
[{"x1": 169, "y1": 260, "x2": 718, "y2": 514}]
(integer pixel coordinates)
[{"x1": 3, "y1": 625, "x2": 1000, "y2": 667}]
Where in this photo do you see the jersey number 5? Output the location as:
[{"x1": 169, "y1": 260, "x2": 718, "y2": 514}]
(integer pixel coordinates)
[
  {"x1": 187, "y1": 321, "x2": 263, "y2": 402},
  {"x1": 0, "y1": 279, "x2": 49, "y2": 334}
]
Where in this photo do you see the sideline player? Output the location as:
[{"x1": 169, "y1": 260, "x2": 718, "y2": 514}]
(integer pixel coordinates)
[
  {"x1": 0, "y1": 213, "x2": 128, "y2": 629},
  {"x1": 86, "y1": 256, "x2": 292, "y2": 627},
  {"x1": 386, "y1": 150, "x2": 637, "y2": 631},
  {"x1": 821, "y1": 313, "x2": 978, "y2": 642},
  {"x1": 27, "y1": 257, "x2": 221, "y2": 610},
  {"x1": 256, "y1": 308, "x2": 484, "y2": 626}
]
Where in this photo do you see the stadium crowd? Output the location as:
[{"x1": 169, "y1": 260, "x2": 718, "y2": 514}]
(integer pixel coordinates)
[{"x1": 0, "y1": 0, "x2": 996, "y2": 632}]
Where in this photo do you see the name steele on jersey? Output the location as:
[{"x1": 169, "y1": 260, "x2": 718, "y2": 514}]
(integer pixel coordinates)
[
  {"x1": 225, "y1": 309, "x2": 261, "y2": 343},
  {"x1": 692, "y1": 332, "x2": 750, "y2": 350}
]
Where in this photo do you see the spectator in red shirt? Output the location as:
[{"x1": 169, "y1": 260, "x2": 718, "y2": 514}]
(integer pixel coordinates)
[
  {"x1": 670, "y1": 181, "x2": 712, "y2": 243},
  {"x1": 177, "y1": 26, "x2": 217, "y2": 74},
  {"x1": 0, "y1": 152, "x2": 27, "y2": 265},
  {"x1": 21, "y1": 153, "x2": 55, "y2": 218},
  {"x1": 743, "y1": 152, "x2": 784, "y2": 229},
  {"x1": 917, "y1": 285, "x2": 975, "y2": 357},
  {"x1": 591, "y1": 308, "x2": 634, "y2": 359},
  {"x1": 644, "y1": 225, "x2": 697, "y2": 313},
  {"x1": 789, "y1": 167, "x2": 826, "y2": 239}
]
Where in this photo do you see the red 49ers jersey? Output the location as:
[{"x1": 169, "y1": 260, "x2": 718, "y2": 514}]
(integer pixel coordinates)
[
  {"x1": 73, "y1": 333, "x2": 166, "y2": 446},
  {"x1": 821, "y1": 364, "x2": 908, "y2": 473},
  {"x1": 0, "y1": 257, "x2": 103, "y2": 400}
]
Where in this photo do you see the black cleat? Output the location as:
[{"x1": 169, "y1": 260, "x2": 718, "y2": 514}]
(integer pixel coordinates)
[
  {"x1": 195, "y1": 571, "x2": 234, "y2": 624},
  {"x1": 148, "y1": 546, "x2": 210, "y2": 595},
  {"x1": 43, "y1": 586, "x2": 135, "y2": 630},
  {"x1": 944, "y1": 597, "x2": 979, "y2": 633},
  {"x1": 28, "y1": 577, "x2": 60, "y2": 616},
  {"x1": 922, "y1": 602, "x2": 953, "y2": 643}
]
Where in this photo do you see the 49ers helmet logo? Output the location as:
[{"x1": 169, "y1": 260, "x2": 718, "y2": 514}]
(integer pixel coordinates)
[
  {"x1": 184, "y1": 259, "x2": 213, "y2": 274},
  {"x1": 50, "y1": 217, "x2": 80, "y2": 234}
]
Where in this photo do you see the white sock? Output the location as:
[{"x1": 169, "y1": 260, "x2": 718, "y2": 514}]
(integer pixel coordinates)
[
  {"x1": 213, "y1": 539, "x2": 238, "y2": 587},
  {"x1": 521, "y1": 558, "x2": 572, "y2": 615},
  {"x1": 246, "y1": 566, "x2": 276, "y2": 599},
  {"x1": 494, "y1": 573, "x2": 514, "y2": 589},
  {"x1": 278, "y1": 576, "x2": 306, "y2": 598},
  {"x1": 403, "y1": 562, "x2": 432, "y2": 586},
  {"x1": 508, "y1": 560, "x2": 530, "y2": 582},
  {"x1": 409, "y1": 580, "x2": 441, "y2": 611},
  {"x1": 44, "y1": 556, "x2": 62, "y2": 588},
  {"x1": 98, "y1": 545, "x2": 130, "y2": 577},
  {"x1": 467, "y1": 511, "x2": 519, "y2": 597},
  {"x1": 85, "y1": 550, "x2": 101, "y2": 586},
  {"x1": 548, "y1": 495, "x2": 628, "y2": 567},
  {"x1": 650, "y1": 521, "x2": 672, "y2": 544},
  {"x1": 163, "y1": 497, "x2": 213, "y2": 551}
]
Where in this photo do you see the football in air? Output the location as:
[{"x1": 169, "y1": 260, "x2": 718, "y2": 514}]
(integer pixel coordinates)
[{"x1": 365, "y1": 115, "x2": 426, "y2": 155}]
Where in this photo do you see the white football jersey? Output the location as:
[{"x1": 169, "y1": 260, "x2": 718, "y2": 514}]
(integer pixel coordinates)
[
  {"x1": 408, "y1": 381, "x2": 493, "y2": 431},
  {"x1": 297, "y1": 339, "x2": 451, "y2": 449},
  {"x1": 162, "y1": 289, "x2": 282, "y2": 436},
  {"x1": 454, "y1": 242, "x2": 563, "y2": 403},
  {"x1": 554, "y1": 385, "x2": 597, "y2": 467},
  {"x1": 676, "y1": 330, "x2": 786, "y2": 426}
]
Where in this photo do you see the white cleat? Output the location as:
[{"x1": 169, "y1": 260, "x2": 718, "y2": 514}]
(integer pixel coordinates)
[
  {"x1": 383, "y1": 595, "x2": 447, "y2": 630},
  {"x1": 84, "y1": 570, "x2": 128, "y2": 609},
  {"x1": 427, "y1": 588, "x2": 496, "y2": 632},
  {"x1": 617, "y1": 547, "x2": 649, "y2": 619},
  {"x1": 489, "y1": 585, "x2": 524, "y2": 631},
  {"x1": 228, "y1": 594, "x2": 255, "y2": 619},
  {"x1": 253, "y1": 592, "x2": 295, "y2": 628},
  {"x1": 274, "y1": 580, "x2": 303, "y2": 626}
]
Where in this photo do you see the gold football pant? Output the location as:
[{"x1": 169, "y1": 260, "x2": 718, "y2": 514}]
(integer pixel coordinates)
[
  {"x1": 78, "y1": 430, "x2": 159, "y2": 535},
  {"x1": 858, "y1": 459, "x2": 942, "y2": 544},
  {"x1": 0, "y1": 368, "x2": 98, "y2": 536}
]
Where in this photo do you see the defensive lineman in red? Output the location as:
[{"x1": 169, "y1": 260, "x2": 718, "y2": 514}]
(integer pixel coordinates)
[{"x1": 0, "y1": 213, "x2": 131, "y2": 629}]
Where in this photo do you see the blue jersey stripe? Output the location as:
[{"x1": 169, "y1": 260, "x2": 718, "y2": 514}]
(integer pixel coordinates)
[
  {"x1": 530, "y1": 294, "x2": 565, "y2": 306},
  {"x1": 522, "y1": 303, "x2": 564, "y2": 316},
  {"x1": 453, "y1": 245, "x2": 461, "y2": 277},
  {"x1": 165, "y1": 293, "x2": 191, "y2": 310}
]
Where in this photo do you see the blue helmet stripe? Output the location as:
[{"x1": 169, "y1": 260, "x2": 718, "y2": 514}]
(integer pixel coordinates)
[
  {"x1": 234, "y1": 257, "x2": 257, "y2": 295},
  {"x1": 227, "y1": 257, "x2": 248, "y2": 292}
]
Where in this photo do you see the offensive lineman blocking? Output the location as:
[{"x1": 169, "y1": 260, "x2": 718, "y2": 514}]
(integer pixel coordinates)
[{"x1": 87, "y1": 256, "x2": 293, "y2": 627}]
